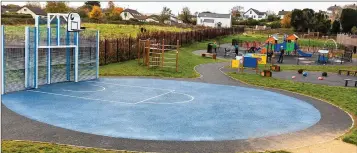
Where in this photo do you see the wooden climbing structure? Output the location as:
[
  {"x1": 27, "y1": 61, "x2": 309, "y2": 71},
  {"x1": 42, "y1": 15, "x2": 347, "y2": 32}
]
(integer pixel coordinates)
[{"x1": 138, "y1": 39, "x2": 180, "y2": 72}]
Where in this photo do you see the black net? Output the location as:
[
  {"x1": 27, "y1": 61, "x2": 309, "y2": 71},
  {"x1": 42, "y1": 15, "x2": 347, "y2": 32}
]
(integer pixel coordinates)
[
  {"x1": 4, "y1": 26, "x2": 26, "y2": 93},
  {"x1": 78, "y1": 30, "x2": 97, "y2": 81}
]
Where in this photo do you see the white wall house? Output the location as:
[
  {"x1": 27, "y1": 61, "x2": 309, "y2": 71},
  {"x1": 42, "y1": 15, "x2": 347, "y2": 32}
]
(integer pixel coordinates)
[
  {"x1": 120, "y1": 9, "x2": 147, "y2": 22},
  {"x1": 243, "y1": 8, "x2": 267, "y2": 20},
  {"x1": 16, "y1": 6, "x2": 46, "y2": 18},
  {"x1": 146, "y1": 17, "x2": 159, "y2": 23},
  {"x1": 196, "y1": 12, "x2": 231, "y2": 28},
  {"x1": 278, "y1": 10, "x2": 290, "y2": 19}
]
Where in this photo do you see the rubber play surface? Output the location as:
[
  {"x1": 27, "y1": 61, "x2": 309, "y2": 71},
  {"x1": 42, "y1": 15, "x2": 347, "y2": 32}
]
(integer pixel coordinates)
[{"x1": 2, "y1": 78, "x2": 321, "y2": 141}]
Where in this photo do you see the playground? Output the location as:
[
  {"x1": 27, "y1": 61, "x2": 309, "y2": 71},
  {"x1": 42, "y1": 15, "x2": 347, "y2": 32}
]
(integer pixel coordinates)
[{"x1": 1, "y1": 12, "x2": 356, "y2": 153}]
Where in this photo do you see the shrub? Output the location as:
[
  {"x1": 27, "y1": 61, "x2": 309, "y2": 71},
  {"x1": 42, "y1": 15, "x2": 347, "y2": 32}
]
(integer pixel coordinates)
[
  {"x1": 322, "y1": 72, "x2": 328, "y2": 77},
  {"x1": 298, "y1": 69, "x2": 303, "y2": 74},
  {"x1": 1, "y1": 13, "x2": 33, "y2": 18},
  {"x1": 269, "y1": 21, "x2": 281, "y2": 29}
]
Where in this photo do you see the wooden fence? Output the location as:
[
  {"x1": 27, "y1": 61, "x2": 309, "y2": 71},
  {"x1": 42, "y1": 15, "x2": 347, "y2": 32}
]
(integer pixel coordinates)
[
  {"x1": 336, "y1": 34, "x2": 357, "y2": 47},
  {"x1": 99, "y1": 27, "x2": 244, "y2": 65}
]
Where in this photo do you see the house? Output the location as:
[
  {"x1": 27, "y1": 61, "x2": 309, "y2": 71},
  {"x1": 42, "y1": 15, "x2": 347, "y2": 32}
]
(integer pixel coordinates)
[
  {"x1": 243, "y1": 8, "x2": 267, "y2": 20},
  {"x1": 146, "y1": 15, "x2": 159, "y2": 23},
  {"x1": 278, "y1": 10, "x2": 290, "y2": 19},
  {"x1": 120, "y1": 9, "x2": 147, "y2": 22},
  {"x1": 16, "y1": 6, "x2": 46, "y2": 18},
  {"x1": 196, "y1": 12, "x2": 231, "y2": 28},
  {"x1": 165, "y1": 15, "x2": 183, "y2": 25}
]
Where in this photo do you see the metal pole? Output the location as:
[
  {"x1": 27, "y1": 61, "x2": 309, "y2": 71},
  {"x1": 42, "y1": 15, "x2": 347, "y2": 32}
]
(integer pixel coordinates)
[
  {"x1": 1, "y1": 25, "x2": 4, "y2": 94},
  {"x1": 25, "y1": 27, "x2": 29, "y2": 88},
  {"x1": 47, "y1": 27, "x2": 51, "y2": 84},
  {"x1": 96, "y1": 30, "x2": 100, "y2": 79},
  {"x1": 74, "y1": 32, "x2": 79, "y2": 82}
]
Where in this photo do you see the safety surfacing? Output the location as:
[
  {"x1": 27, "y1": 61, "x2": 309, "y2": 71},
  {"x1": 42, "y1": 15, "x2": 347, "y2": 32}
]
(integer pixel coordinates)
[{"x1": 2, "y1": 78, "x2": 321, "y2": 141}]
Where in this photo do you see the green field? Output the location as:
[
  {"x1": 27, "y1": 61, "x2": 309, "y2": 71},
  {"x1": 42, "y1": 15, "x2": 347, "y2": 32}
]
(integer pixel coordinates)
[
  {"x1": 3, "y1": 23, "x2": 192, "y2": 40},
  {"x1": 227, "y1": 72, "x2": 357, "y2": 145}
]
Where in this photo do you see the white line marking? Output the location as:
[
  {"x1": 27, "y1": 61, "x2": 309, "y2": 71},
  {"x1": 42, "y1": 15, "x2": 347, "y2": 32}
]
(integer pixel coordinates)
[
  {"x1": 62, "y1": 84, "x2": 106, "y2": 92},
  {"x1": 139, "y1": 92, "x2": 195, "y2": 104},
  {"x1": 86, "y1": 81, "x2": 173, "y2": 92},
  {"x1": 27, "y1": 90, "x2": 195, "y2": 105},
  {"x1": 27, "y1": 90, "x2": 133, "y2": 105},
  {"x1": 135, "y1": 90, "x2": 174, "y2": 104}
]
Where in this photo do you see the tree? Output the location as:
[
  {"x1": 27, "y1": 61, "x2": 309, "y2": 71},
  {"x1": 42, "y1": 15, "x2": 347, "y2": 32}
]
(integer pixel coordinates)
[
  {"x1": 314, "y1": 11, "x2": 331, "y2": 34},
  {"x1": 267, "y1": 14, "x2": 280, "y2": 22},
  {"x1": 302, "y1": 8, "x2": 315, "y2": 32},
  {"x1": 108, "y1": 1, "x2": 115, "y2": 11},
  {"x1": 281, "y1": 12, "x2": 291, "y2": 28},
  {"x1": 291, "y1": 9, "x2": 305, "y2": 31},
  {"x1": 340, "y1": 8, "x2": 357, "y2": 33},
  {"x1": 157, "y1": 7, "x2": 172, "y2": 23},
  {"x1": 45, "y1": 2, "x2": 70, "y2": 13},
  {"x1": 178, "y1": 7, "x2": 192, "y2": 24},
  {"x1": 77, "y1": 5, "x2": 91, "y2": 18},
  {"x1": 330, "y1": 20, "x2": 341, "y2": 34},
  {"x1": 85, "y1": 1, "x2": 100, "y2": 7},
  {"x1": 266, "y1": 10, "x2": 275, "y2": 16},
  {"x1": 88, "y1": 5, "x2": 103, "y2": 23},
  {"x1": 351, "y1": 26, "x2": 357, "y2": 34},
  {"x1": 231, "y1": 6, "x2": 244, "y2": 18},
  {"x1": 108, "y1": 7, "x2": 123, "y2": 21}
]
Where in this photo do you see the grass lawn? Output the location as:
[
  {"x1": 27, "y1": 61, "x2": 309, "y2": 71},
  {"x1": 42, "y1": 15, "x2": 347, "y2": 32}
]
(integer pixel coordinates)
[
  {"x1": 227, "y1": 72, "x2": 357, "y2": 145},
  {"x1": 100, "y1": 36, "x2": 233, "y2": 78},
  {"x1": 237, "y1": 34, "x2": 341, "y2": 48},
  {"x1": 1, "y1": 140, "x2": 291, "y2": 153},
  {"x1": 3, "y1": 23, "x2": 192, "y2": 40}
]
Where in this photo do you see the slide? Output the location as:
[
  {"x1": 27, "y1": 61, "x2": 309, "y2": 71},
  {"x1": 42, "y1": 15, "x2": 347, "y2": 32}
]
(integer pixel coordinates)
[{"x1": 297, "y1": 49, "x2": 313, "y2": 57}]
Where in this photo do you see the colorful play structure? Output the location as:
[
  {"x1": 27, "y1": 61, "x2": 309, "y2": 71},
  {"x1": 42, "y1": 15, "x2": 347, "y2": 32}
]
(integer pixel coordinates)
[{"x1": 138, "y1": 39, "x2": 180, "y2": 72}]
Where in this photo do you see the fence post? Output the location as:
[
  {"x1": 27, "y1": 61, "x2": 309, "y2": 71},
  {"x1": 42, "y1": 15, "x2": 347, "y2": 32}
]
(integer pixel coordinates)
[
  {"x1": 104, "y1": 39, "x2": 107, "y2": 65},
  {"x1": 117, "y1": 38, "x2": 119, "y2": 62},
  {"x1": 129, "y1": 36, "x2": 131, "y2": 60}
]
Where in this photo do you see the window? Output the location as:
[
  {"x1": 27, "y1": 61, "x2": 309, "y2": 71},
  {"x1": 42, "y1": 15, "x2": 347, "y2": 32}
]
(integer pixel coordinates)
[
  {"x1": 24, "y1": 8, "x2": 27, "y2": 11},
  {"x1": 253, "y1": 15, "x2": 256, "y2": 18},
  {"x1": 250, "y1": 11, "x2": 252, "y2": 14},
  {"x1": 258, "y1": 15, "x2": 262, "y2": 18}
]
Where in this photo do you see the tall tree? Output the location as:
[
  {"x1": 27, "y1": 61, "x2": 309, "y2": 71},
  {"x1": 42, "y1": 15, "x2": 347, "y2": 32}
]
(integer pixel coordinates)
[
  {"x1": 231, "y1": 6, "x2": 244, "y2": 18},
  {"x1": 302, "y1": 8, "x2": 315, "y2": 32},
  {"x1": 45, "y1": 2, "x2": 70, "y2": 13},
  {"x1": 88, "y1": 5, "x2": 103, "y2": 23},
  {"x1": 291, "y1": 9, "x2": 305, "y2": 32},
  {"x1": 314, "y1": 11, "x2": 331, "y2": 34},
  {"x1": 178, "y1": 7, "x2": 192, "y2": 24},
  {"x1": 281, "y1": 12, "x2": 292, "y2": 28},
  {"x1": 340, "y1": 8, "x2": 357, "y2": 33},
  {"x1": 107, "y1": 1, "x2": 115, "y2": 12},
  {"x1": 158, "y1": 7, "x2": 172, "y2": 23},
  {"x1": 330, "y1": 20, "x2": 341, "y2": 34}
]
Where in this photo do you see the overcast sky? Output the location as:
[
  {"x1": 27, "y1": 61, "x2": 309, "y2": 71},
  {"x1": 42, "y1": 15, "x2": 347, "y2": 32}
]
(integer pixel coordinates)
[{"x1": 2, "y1": 2, "x2": 355, "y2": 15}]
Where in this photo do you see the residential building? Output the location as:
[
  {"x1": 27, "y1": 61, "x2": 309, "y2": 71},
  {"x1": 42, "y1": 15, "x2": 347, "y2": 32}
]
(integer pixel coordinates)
[
  {"x1": 242, "y1": 8, "x2": 267, "y2": 20},
  {"x1": 16, "y1": 6, "x2": 46, "y2": 18},
  {"x1": 120, "y1": 9, "x2": 147, "y2": 22},
  {"x1": 277, "y1": 10, "x2": 290, "y2": 19},
  {"x1": 196, "y1": 12, "x2": 231, "y2": 28}
]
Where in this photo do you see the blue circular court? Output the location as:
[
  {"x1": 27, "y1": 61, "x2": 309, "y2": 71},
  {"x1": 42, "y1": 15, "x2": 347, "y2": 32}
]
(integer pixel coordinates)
[{"x1": 2, "y1": 78, "x2": 321, "y2": 141}]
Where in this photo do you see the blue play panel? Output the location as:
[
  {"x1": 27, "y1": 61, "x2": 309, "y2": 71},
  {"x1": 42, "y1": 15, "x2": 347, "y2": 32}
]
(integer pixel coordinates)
[{"x1": 2, "y1": 78, "x2": 321, "y2": 141}]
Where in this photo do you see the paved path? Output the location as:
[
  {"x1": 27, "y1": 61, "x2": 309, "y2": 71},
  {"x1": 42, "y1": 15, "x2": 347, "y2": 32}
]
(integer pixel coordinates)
[{"x1": 2, "y1": 62, "x2": 353, "y2": 153}]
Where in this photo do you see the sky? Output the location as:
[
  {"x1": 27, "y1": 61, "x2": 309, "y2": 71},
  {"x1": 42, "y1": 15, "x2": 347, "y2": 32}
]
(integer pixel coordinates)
[{"x1": 2, "y1": 2, "x2": 355, "y2": 15}]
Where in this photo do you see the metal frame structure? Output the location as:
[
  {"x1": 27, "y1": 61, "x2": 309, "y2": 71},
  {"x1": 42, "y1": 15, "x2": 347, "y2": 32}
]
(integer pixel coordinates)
[{"x1": 0, "y1": 13, "x2": 99, "y2": 94}]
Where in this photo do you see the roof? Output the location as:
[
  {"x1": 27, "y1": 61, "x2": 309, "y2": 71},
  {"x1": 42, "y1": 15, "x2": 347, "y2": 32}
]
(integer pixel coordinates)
[
  {"x1": 265, "y1": 36, "x2": 278, "y2": 44},
  {"x1": 21, "y1": 6, "x2": 46, "y2": 15},
  {"x1": 197, "y1": 12, "x2": 230, "y2": 18},
  {"x1": 287, "y1": 34, "x2": 299, "y2": 40},
  {"x1": 244, "y1": 8, "x2": 266, "y2": 16},
  {"x1": 278, "y1": 10, "x2": 290, "y2": 15},
  {"x1": 123, "y1": 9, "x2": 147, "y2": 20}
]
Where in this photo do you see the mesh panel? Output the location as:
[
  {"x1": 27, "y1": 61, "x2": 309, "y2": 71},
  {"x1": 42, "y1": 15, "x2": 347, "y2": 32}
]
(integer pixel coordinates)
[
  {"x1": 79, "y1": 30, "x2": 97, "y2": 81},
  {"x1": 51, "y1": 48, "x2": 74, "y2": 83},
  {"x1": 27, "y1": 28, "x2": 35, "y2": 89},
  {"x1": 4, "y1": 26, "x2": 25, "y2": 93},
  {"x1": 37, "y1": 48, "x2": 48, "y2": 86}
]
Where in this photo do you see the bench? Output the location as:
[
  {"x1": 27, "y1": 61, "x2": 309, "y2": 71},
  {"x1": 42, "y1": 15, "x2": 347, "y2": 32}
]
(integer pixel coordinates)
[
  {"x1": 202, "y1": 53, "x2": 217, "y2": 60},
  {"x1": 344, "y1": 79, "x2": 357, "y2": 87},
  {"x1": 338, "y1": 70, "x2": 357, "y2": 76}
]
